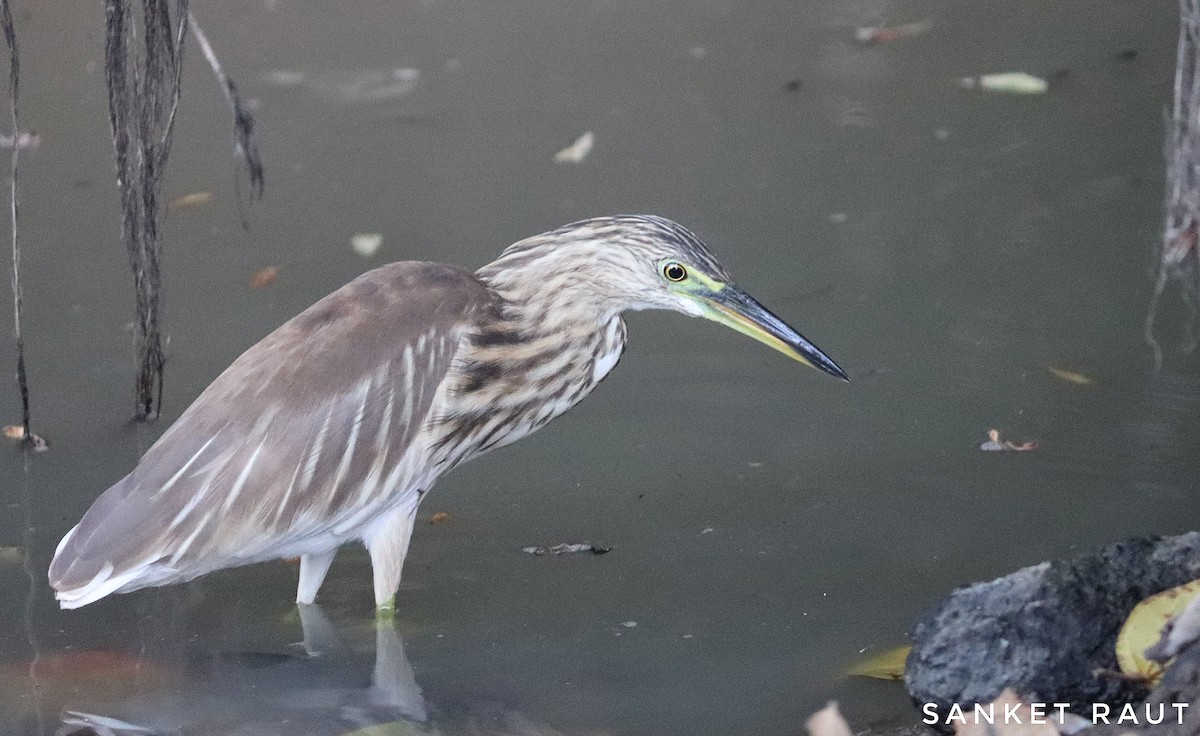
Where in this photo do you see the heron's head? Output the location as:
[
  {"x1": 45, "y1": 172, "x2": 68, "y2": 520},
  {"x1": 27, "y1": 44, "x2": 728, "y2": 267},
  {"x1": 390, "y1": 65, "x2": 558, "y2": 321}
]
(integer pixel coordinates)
[{"x1": 480, "y1": 214, "x2": 849, "y2": 381}]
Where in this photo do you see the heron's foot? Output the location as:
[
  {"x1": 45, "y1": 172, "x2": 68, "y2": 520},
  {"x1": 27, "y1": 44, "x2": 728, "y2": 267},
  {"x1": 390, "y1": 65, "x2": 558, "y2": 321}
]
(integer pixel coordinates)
[{"x1": 375, "y1": 600, "x2": 397, "y2": 621}]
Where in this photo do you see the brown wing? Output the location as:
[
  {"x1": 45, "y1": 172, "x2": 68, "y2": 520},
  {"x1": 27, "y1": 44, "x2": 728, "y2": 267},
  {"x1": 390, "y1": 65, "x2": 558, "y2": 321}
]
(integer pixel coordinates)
[{"x1": 50, "y1": 262, "x2": 493, "y2": 599}]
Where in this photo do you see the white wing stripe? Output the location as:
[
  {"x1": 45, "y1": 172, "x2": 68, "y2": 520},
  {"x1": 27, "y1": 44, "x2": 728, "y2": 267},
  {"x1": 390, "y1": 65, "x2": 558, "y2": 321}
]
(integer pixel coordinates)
[
  {"x1": 330, "y1": 380, "x2": 371, "y2": 495},
  {"x1": 223, "y1": 439, "x2": 265, "y2": 511},
  {"x1": 156, "y1": 433, "x2": 219, "y2": 498},
  {"x1": 301, "y1": 403, "x2": 335, "y2": 490},
  {"x1": 170, "y1": 509, "x2": 215, "y2": 564}
]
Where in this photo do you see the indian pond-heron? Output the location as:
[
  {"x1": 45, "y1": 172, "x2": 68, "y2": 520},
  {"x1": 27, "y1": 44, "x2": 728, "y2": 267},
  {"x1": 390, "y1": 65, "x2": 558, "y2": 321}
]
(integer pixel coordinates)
[{"x1": 49, "y1": 215, "x2": 848, "y2": 612}]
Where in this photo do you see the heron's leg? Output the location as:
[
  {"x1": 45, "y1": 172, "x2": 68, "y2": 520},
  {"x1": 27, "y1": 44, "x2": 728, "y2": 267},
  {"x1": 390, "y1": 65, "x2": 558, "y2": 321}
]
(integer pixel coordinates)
[
  {"x1": 363, "y1": 504, "x2": 418, "y2": 616},
  {"x1": 296, "y1": 548, "x2": 337, "y2": 605}
]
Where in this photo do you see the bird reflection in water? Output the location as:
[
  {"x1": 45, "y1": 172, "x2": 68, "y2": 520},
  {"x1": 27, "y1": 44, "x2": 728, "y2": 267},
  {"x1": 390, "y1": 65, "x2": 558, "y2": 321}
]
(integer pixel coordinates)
[{"x1": 57, "y1": 604, "x2": 600, "y2": 736}]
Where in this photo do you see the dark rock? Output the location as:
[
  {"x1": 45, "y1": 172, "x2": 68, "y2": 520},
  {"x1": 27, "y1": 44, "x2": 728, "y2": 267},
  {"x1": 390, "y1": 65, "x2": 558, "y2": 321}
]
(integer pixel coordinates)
[{"x1": 906, "y1": 533, "x2": 1200, "y2": 722}]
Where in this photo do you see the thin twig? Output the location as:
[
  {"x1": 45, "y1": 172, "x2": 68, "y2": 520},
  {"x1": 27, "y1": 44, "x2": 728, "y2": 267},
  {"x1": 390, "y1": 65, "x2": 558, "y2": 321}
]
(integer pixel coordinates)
[
  {"x1": 188, "y1": 11, "x2": 265, "y2": 228},
  {"x1": 0, "y1": 0, "x2": 31, "y2": 442}
]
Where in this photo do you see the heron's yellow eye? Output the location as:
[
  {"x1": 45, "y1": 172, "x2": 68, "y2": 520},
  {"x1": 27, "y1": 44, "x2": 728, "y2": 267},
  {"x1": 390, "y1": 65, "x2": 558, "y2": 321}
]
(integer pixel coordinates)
[{"x1": 662, "y1": 262, "x2": 688, "y2": 282}]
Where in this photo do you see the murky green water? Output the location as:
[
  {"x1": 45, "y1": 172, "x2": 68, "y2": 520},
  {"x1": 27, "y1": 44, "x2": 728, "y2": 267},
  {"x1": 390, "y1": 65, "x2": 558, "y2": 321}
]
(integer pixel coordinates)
[{"x1": 0, "y1": 0, "x2": 1197, "y2": 734}]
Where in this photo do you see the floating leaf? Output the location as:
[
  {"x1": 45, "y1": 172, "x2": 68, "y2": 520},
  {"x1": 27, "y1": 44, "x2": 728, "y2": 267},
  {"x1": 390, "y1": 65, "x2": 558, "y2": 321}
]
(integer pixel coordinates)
[
  {"x1": 805, "y1": 702, "x2": 854, "y2": 736},
  {"x1": 846, "y1": 645, "x2": 911, "y2": 680},
  {"x1": 960, "y1": 72, "x2": 1048, "y2": 94},
  {"x1": 168, "y1": 191, "x2": 215, "y2": 211},
  {"x1": 1043, "y1": 365, "x2": 1096, "y2": 386},
  {"x1": 351, "y1": 233, "x2": 383, "y2": 257},
  {"x1": 1116, "y1": 578, "x2": 1200, "y2": 686},
  {"x1": 249, "y1": 265, "x2": 280, "y2": 288},
  {"x1": 554, "y1": 130, "x2": 594, "y2": 164}
]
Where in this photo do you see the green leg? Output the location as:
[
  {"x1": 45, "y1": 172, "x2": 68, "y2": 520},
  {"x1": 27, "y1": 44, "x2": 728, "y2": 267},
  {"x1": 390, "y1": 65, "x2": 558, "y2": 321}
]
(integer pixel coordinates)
[{"x1": 376, "y1": 599, "x2": 397, "y2": 620}]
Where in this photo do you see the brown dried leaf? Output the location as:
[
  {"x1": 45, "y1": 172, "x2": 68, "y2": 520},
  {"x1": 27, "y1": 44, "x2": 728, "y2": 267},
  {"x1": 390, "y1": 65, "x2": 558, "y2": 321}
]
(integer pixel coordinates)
[{"x1": 429, "y1": 511, "x2": 451, "y2": 525}]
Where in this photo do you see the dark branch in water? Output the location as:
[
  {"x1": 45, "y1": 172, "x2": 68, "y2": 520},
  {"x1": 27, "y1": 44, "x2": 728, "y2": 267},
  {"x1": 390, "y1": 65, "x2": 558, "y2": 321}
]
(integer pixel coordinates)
[
  {"x1": 188, "y1": 11, "x2": 265, "y2": 228},
  {"x1": 105, "y1": 0, "x2": 189, "y2": 420},
  {"x1": 0, "y1": 0, "x2": 32, "y2": 445},
  {"x1": 1148, "y1": 0, "x2": 1200, "y2": 367}
]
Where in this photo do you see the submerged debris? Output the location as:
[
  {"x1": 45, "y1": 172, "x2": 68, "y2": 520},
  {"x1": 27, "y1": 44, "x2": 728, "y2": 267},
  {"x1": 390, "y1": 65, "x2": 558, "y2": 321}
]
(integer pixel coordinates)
[
  {"x1": 960, "y1": 72, "x2": 1048, "y2": 94},
  {"x1": 522, "y1": 542, "x2": 611, "y2": 556},
  {"x1": 428, "y1": 511, "x2": 451, "y2": 524},
  {"x1": 978, "y1": 428, "x2": 1038, "y2": 452},
  {"x1": 263, "y1": 67, "x2": 419, "y2": 104},
  {"x1": 554, "y1": 130, "x2": 594, "y2": 164},
  {"x1": 0, "y1": 130, "x2": 38, "y2": 150},
  {"x1": 853, "y1": 20, "x2": 931, "y2": 45}
]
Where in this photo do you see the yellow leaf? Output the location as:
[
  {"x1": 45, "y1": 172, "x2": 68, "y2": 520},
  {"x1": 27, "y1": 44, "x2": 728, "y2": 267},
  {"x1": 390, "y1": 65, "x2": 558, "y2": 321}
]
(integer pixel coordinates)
[
  {"x1": 1116, "y1": 579, "x2": 1200, "y2": 686},
  {"x1": 1042, "y1": 365, "x2": 1097, "y2": 386},
  {"x1": 846, "y1": 645, "x2": 911, "y2": 680}
]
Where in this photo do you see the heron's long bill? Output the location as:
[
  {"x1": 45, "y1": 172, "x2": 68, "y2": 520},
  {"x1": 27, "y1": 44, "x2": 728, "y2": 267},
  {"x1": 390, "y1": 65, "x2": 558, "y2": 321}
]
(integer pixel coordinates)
[{"x1": 700, "y1": 285, "x2": 850, "y2": 382}]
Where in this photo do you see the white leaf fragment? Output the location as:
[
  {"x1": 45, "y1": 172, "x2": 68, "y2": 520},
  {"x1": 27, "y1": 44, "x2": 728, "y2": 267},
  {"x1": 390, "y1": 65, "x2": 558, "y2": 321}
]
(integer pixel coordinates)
[
  {"x1": 351, "y1": 233, "x2": 383, "y2": 257},
  {"x1": 554, "y1": 130, "x2": 595, "y2": 164}
]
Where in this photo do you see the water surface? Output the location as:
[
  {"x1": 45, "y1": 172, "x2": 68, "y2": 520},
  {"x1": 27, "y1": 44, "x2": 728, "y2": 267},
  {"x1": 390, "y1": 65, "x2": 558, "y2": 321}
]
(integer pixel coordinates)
[{"x1": 0, "y1": 1, "x2": 1196, "y2": 734}]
